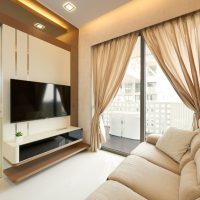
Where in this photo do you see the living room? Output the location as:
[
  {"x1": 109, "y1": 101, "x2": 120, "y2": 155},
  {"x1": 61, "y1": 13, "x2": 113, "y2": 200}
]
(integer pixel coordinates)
[{"x1": 0, "y1": 0, "x2": 200, "y2": 200}]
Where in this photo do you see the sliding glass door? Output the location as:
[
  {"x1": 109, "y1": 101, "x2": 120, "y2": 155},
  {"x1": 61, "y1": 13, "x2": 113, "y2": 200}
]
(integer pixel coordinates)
[
  {"x1": 102, "y1": 37, "x2": 141, "y2": 154},
  {"x1": 145, "y1": 43, "x2": 193, "y2": 137},
  {"x1": 102, "y1": 36, "x2": 193, "y2": 155}
]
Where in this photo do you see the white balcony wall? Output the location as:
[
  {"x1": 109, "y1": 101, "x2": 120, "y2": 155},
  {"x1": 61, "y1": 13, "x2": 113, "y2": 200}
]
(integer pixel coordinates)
[{"x1": 103, "y1": 102, "x2": 193, "y2": 139}]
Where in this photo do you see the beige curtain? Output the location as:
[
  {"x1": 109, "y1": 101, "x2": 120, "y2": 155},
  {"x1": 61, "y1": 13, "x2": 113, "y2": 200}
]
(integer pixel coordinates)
[
  {"x1": 91, "y1": 32, "x2": 139, "y2": 151},
  {"x1": 143, "y1": 12, "x2": 200, "y2": 130}
]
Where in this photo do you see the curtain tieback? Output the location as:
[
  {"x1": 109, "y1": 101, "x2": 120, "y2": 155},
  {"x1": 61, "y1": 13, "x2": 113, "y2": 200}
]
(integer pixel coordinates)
[
  {"x1": 192, "y1": 112, "x2": 200, "y2": 130},
  {"x1": 194, "y1": 112, "x2": 200, "y2": 117}
]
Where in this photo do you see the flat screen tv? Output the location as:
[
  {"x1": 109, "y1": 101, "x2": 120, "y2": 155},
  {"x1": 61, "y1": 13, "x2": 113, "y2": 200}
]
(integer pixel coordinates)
[{"x1": 11, "y1": 79, "x2": 71, "y2": 123}]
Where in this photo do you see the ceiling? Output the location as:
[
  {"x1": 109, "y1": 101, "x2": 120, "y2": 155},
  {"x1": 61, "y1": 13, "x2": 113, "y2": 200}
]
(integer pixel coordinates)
[
  {"x1": 37, "y1": 0, "x2": 130, "y2": 28},
  {"x1": 0, "y1": 0, "x2": 72, "y2": 37}
]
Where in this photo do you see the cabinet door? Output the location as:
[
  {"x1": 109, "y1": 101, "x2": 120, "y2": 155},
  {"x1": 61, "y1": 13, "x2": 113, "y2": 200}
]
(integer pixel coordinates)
[
  {"x1": 29, "y1": 35, "x2": 70, "y2": 85},
  {"x1": 109, "y1": 112, "x2": 122, "y2": 137},
  {"x1": 123, "y1": 113, "x2": 140, "y2": 140}
]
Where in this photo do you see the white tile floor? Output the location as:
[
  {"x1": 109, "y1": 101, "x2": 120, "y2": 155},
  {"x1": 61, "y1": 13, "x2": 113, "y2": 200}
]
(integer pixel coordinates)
[{"x1": 0, "y1": 150, "x2": 124, "y2": 200}]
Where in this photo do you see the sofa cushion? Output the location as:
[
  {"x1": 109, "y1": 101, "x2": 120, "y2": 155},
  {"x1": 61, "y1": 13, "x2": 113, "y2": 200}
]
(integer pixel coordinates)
[
  {"x1": 131, "y1": 142, "x2": 179, "y2": 174},
  {"x1": 108, "y1": 155, "x2": 180, "y2": 200},
  {"x1": 195, "y1": 149, "x2": 200, "y2": 184},
  {"x1": 156, "y1": 127, "x2": 197, "y2": 162},
  {"x1": 86, "y1": 180, "x2": 147, "y2": 200},
  {"x1": 179, "y1": 161, "x2": 200, "y2": 200}
]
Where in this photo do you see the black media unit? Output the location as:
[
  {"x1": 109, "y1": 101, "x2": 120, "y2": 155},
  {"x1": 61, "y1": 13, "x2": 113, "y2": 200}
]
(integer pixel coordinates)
[{"x1": 20, "y1": 129, "x2": 82, "y2": 161}]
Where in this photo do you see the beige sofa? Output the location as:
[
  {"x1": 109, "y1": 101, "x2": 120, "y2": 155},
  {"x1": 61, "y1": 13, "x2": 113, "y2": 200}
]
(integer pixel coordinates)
[{"x1": 86, "y1": 133, "x2": 200, "y2": 200}]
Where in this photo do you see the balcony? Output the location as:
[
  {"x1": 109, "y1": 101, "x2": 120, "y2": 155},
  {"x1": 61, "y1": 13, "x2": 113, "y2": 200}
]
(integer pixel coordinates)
[{"x1": 102, "y1": 102, "x2": 193, "y2": 154}]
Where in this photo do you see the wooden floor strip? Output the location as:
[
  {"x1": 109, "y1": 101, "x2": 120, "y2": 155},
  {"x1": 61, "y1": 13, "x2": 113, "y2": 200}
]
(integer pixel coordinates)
[{"x1": 4, "y1": 142, "x2": 90, "y2": 183}]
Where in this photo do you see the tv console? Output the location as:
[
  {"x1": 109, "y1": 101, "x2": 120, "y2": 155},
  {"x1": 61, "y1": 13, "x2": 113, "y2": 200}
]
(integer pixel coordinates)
[{"x1": 3, "y1": 126, "x2": 89, "y2": 182}]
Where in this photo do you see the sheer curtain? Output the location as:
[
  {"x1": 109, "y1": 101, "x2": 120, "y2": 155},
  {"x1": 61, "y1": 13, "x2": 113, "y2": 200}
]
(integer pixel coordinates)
[
  {"x1": 143, "y1": 12, "x2": 200, "y2": 130},
  {"x1": 91, "y1": 32, "x2": 139, "y2": 151}
]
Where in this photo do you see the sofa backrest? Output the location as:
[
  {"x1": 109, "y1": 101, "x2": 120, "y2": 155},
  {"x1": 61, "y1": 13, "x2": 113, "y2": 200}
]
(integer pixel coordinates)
[
  {"x1": 179, "y1": 148, "x2": 200, "y2": 200},
  {"x1": 195, "y1": 149, "x2": 200, "y2": 184},
  {"x1": 179, "y1": 133, "x2": 200, "y2": 172},
  {"x1": 191, "y1": 134, "x2": 200, "y2": 158}
]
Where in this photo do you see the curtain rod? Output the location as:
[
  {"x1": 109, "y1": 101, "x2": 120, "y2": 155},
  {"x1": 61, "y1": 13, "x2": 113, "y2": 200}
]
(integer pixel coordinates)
[{"x1": 93, "y1": 9, "x2": 200, "y2": 47}]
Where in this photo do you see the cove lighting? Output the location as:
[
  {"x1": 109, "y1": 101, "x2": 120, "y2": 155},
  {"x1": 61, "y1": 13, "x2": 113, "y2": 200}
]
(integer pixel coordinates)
[
  {"x1": 63, "y1": 2, "x2": 76, "y2": 12},
  {"x1": 34, "y1": 23, "x2": 45, "y2": 30},
  {"x1": 15, "y1": 0, "x2": 68, "y2": 30}
]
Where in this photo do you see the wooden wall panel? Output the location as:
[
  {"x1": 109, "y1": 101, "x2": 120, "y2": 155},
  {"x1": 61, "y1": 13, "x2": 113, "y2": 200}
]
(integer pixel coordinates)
[
  {"x1": 0, "y1": 7, "x2": 79, "y2": 126},
  {"x1": 57, "y1": 29, "x2": 79, "y2": 126}
]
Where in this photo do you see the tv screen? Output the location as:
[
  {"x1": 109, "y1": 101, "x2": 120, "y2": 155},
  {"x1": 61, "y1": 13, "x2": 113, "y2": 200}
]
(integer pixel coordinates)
[{"x1": 11, "y1": 79, "x2": 71, "y2": 123}]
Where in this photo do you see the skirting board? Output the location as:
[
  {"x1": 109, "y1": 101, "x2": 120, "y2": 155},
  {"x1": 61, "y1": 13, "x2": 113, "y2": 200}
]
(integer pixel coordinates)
[{"x1": 4, "y1": 142, "x2": 90, "y2": 183}]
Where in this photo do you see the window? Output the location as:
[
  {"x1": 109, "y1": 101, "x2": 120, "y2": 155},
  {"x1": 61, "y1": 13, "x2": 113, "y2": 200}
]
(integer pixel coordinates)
[
  {"x1": 147, "y1": 82, "x2": 156, "y2": 87},
  {"x1": 135, "y1": 94, "x2": 140, "y2": 101},
  {"x1": 135, "y1": 83, "x2": 140, "y2": 93},
  {"x1": 145, "y1": 44, "x2": 193, "y2": 135},
  {"x1": 147, "y1": 94, "x2": 157, "y2": 101},
  {"x1": 125, "y1": 83, "x2": 133, "y2": 94},
  {"x1": 147, "y1": 65, "x2": 157, "y2": 76}
]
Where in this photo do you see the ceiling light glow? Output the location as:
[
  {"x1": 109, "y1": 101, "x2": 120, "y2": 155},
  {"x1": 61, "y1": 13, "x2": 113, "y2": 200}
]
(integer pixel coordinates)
[
  {"x1": 34, "y1": 23, "x2": 46, "y2": 30},
  {"x1": 15, "y1": 0, "x2": 68, "y2": 30},
  {"x1": 63, "y1": 2, "x2": 76, "y2": 12}
]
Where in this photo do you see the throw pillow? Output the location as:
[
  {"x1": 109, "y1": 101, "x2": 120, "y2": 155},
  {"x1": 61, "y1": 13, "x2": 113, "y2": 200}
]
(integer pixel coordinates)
[{"x1": 156, "y1": 127, "x2": 197, "y2": 162}]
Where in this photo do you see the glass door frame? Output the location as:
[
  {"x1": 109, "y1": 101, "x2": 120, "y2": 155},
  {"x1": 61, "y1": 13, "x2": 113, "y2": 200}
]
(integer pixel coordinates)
[{"x1": 140, "y1": 36, "x2": 146, "y2": 142}]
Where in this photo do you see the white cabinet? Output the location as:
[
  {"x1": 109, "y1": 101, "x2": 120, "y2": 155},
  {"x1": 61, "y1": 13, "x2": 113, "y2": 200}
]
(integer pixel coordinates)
[
  {"x1": 109, "y1": 112, "x2": 123, "y2": 137},
  {"x1": 123, "y1": 113, "x2": 140, "y2": 139},
  {"x1": 29, "y1": 35, "x2": 70, "y2": 85},
  {"x1": 109, "y1": 112, "x2": 140, "y2": 140}
]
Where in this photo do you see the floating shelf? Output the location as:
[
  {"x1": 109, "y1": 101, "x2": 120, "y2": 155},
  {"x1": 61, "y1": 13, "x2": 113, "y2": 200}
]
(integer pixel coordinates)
[
  {"x1": 4, "y1": 142, "x2": 90, "y2": 183},
  {"x1": 3, "y1": 126, "x2": 83, "y2": 165}
]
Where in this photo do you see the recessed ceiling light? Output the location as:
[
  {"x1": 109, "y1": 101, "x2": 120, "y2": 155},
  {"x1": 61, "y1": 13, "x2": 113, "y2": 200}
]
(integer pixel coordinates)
[
  {"x1": 63, "y1": 1, "x2": 76, "y2": 12},
  {"x1": 34, "y1": 23, "x2": 46, "y2": 30}
]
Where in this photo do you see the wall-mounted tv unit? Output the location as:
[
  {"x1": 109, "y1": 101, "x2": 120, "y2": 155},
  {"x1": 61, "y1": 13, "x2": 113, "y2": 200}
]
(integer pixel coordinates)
[{"x1": 11, "y1": 79, "x2": 71, "y2": 123}]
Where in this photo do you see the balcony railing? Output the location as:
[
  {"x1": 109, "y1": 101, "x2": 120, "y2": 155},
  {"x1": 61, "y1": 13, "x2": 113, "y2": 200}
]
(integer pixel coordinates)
[{"x1": 103, "y1": 102, "x2": 193, "y2": 140}]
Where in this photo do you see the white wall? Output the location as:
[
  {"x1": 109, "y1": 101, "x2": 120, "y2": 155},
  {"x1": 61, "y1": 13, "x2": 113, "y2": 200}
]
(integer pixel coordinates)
[
  {"x1": 79, "y1": 0, "x2": 200, "y2": 143},
  {"x1": 1, "y1": 24, "x2": 70, "y2": 163}
]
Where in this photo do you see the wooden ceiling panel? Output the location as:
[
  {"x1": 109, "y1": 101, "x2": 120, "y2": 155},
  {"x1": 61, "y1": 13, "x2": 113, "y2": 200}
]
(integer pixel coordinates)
[{"x1": 0, "y1": 0, "x2": 77, "y2": 37}]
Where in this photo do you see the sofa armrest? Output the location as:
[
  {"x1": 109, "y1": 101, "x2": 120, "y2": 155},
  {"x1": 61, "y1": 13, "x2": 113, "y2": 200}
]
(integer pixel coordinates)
[{"x1": 146, "y1": 134, "x2": 162, "y2": 145}]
